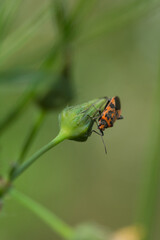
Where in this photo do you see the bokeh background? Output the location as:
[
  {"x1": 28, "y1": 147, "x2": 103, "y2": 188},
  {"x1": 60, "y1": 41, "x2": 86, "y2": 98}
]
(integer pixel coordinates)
[{"x1": 0, "y1": 0, "x2": 160, "y2": 239}]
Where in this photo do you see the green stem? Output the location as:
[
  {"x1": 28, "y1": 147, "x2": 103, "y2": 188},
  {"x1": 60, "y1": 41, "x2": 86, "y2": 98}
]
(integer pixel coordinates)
[
  {"x1": 18, "y1": 110, "x2": 46, "y2": 164},
  {"x1": 136, "y1": 67, "x2": 160, "y2": 239},
  {"x1": 0, "y1": 87, "x2": 36, "y2": 135},
  {"x1": 69, "y1": 0, "x2": 97, "y2": 24},
  {"x1": 11, "y1": 189, "x2": 74, "y2": 240},
  {"x1": 10, "y1": 131, "x2": 67, "y2": 181}
]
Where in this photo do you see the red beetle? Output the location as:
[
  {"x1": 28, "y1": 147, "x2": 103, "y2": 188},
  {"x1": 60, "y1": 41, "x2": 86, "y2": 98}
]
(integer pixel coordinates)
[
  {"x1": 98, "y1": 96, "x2": 123, "y2": 135},
  {"x1": 91, "y1": 96, "x2": 123, "y2": 153}
]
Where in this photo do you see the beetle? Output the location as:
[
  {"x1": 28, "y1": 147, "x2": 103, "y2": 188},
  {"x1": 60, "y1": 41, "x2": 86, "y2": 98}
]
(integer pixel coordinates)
[
  {"x1": 91, "y1": 96, "x2": 123, "y2": 153},
  {"x1": 98, "y1": 96, "x2": 123, "y2": 136}
]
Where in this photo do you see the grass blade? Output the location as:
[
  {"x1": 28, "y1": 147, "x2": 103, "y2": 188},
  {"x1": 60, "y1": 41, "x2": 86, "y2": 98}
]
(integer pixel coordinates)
[
  {"x1": 77, "y1": 0, "x2": 160, "y2": 44},
  {"x1": 0, "y1": 4, "x2": 50, "y2": 66},
  {"x1": 11, "y1": 189, "x2": 74, "y2": 240}
]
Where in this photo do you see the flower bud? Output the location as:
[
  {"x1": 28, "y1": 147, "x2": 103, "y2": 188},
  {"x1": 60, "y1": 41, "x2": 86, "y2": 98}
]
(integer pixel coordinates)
[{"x1": 59, "y1": 97, "x2": 107, "y2": 142}]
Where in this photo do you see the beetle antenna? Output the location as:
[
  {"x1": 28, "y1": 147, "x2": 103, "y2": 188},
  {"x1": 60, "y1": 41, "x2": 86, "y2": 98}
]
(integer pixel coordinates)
[
  {"x1": 92, "y1": 118, "x2": 107, "y2": 154},
  {"x1": 101, "y1": 134, "x2": 107, "y2": 154}
]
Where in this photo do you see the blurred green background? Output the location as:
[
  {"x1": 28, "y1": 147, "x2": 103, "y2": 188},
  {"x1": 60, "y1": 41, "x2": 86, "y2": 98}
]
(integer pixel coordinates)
[{"x1": 0, "y1": 0, "x2": 160, "y2": 239}]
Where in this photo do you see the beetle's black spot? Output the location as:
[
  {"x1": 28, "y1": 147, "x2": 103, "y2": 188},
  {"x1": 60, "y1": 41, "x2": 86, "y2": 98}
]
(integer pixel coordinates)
[
  {"x1": 108, "y1": 110, "x2": 113, "y2": 115},
  {"x1": 109, "y1": 103, "x2": 115, "y2": 109},
  {"x1": 100, "y1": 119, "x2": 108, "y2": 129},
  {"x1": 107, "y1": 114, "x2": 112, "y2": 119},
  {"x1": 109, "y1": 120, "x2": 113, "y2": 126},
  {"x1": 100, "y1": 119, "x2": 107, "y2": 125},
  {"x1": 105, "y1": 113, "x2": 109, "y2": 119},
  {"x1": 105, "y1": 123, "x2": 108, "y2": 128},
  {"x1": 104, "y1": 99, "x2": 111, "y2": 108},
  {"x1": 115, "y1": 96, "x2": 121, "y2": 110}
]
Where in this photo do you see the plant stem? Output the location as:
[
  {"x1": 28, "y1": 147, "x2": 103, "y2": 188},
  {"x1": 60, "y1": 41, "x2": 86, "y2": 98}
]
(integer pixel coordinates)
[
  {"x1": 0, "y1": 87, "x2": 36, "y2": 135},
  {"x1": 11, "y1": 189, "x2": 74, "y2": 240},
  {"x1": 136, "y1": 68, "x2": 160, "y2": 239},
  {"x1": 18, "y1": 110, "x2": 46, "y2": 164},
  {"x1": 10, "y1": 131, "x2": 67, "y2": 181}
]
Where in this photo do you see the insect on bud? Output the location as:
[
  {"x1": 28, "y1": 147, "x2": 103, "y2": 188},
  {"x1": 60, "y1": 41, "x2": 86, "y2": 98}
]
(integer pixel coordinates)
[{"x1": 58, "y1": 97, "x2": 107, "y2": 142}]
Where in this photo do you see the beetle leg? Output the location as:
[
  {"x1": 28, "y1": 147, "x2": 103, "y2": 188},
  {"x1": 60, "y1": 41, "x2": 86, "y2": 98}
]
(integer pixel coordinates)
[{"x1": 117, "y1": 115, "x2": 123, "y2": 120}]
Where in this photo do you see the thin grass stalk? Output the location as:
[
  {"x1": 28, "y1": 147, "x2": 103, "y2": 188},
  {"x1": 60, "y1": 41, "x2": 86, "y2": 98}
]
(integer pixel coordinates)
[
  {"x1": 0, "y1": 87, "x2": 36, "y2": 135},
  {"x1": 0, "y1": 3, "x2": 50, "y2": 65},
  {"x1": 77, "y1": 0, "x2": 159, "y2": 45},
  {"x1": 18, "y1": 110, "x2": 46, "y2": 164},
  {"x1": 136, "y1": 63, "x2": 160, "y2": 240},
  {"x1": 69, "y1": 0, "x2": 97, "y2": 24},
  {"x1": 0, "y1": 0, "x2": 22, "y2": 40},
  {"x1": 11, "y1": 189, "x2": 74, "y2": 240}
]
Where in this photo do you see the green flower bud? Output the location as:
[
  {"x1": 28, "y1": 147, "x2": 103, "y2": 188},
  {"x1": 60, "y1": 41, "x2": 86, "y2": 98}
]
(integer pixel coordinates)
[
  {"x1": 59, "y1": 97, "x2": 107, "y2": 142},
  {"x1": 8, "y1": 98, "x2": 108, "y2": 182}
]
